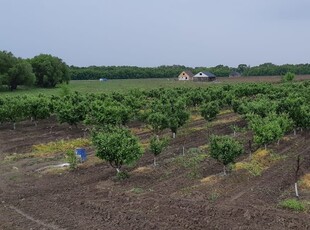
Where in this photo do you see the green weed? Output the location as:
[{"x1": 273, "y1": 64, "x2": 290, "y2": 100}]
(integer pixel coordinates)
[{"x1": 279, "y1": 199, "x2": 306, "y2": 212}]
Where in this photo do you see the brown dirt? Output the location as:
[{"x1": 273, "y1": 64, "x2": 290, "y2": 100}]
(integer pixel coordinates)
[{"x1": 0, "y1": 113, "x2": 310, "y2": 230}]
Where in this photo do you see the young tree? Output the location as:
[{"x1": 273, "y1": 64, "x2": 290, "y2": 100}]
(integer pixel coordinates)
[
  {"x1": 92, "y1": 127, "x2": 143, "y2": 175},
  {"x1": 147, "y1": 112, "x2": 169, "y2": 135},
  {"x1": 149, "y1": 135, "x2": 169, "y2": 166},
  {"x1": 278, "y1": 95, "x2": 305, "y2": 134},
  {"x1": 26, "y1": 96, "x2": 51, "y2": 126},
  {"x1": 247, "y1": 113, "x2": 291, "y2": 149},
  {"x1": 166, "y1": 99, "x2": 189, "y2": 138},
  {"x1": 1, "y1": 97, "x2": 27, "y2": 129},
  {"x1": 85, "y1": 99, "x2": 131, "y2": 127},
  {"x1": 200, "y1": 101, "x2": 220, "y2": 121},
  {"x1": 54, "y1": 93, "x2": 88, "y2": 127},
  {"x1": 209, "y1": 135, "x2": 244, "y2": 175}
]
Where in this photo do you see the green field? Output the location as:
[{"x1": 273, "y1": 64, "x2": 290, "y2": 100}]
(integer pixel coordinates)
[
  {"x1": 1, "y1": 75, "x2": 310, "y2": 97},
  {"x1": 0, "y1": 79, "x2": 214, "y2": 97}
]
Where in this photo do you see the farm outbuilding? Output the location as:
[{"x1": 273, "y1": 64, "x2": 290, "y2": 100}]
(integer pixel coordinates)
[
  {"x1": 178, "y1": 70, "x2": 194, "y2": 81},
  {"x1": 193, "y1": 71, "x2": 216, "y2": 81}
]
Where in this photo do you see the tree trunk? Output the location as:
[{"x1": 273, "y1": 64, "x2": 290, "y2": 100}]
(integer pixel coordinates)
[
  {"x1": 295, "y1": 182, "x2": 299, "y2": 198},
  {"x1": 182, "y1": 146, "x2": 185, "y2": 156},
  {"x1": 153, "y1": 156, "x2": 157, "y2": 166},
  {"x1": 116, "y1": 168, "x2": 121, "y2": 174},
  {"x1": 264, "y1": 144, "x2": 267, "y2": 150},
  {"x1": 294, "y1": 129, "x2": 296, "y2": 136},
  {"x1": 233, "y1": 131, "x2": 236, "y2": 137},
  {"x1": 172, "y1": 132, "x2": 176, "y2": 139},
  {"x1": 13, "y1": 122, "x2": 16, "y2": 130},
  {"x1": 223, "y1": 165, "x2": 227, "y2": 176},
  {"x1": 277, "y1": 139, "x2": 280, "y2": 145}
]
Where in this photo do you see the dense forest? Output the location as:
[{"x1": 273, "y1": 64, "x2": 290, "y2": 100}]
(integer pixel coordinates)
[{"x1": 70, "y1": 63, "x2": 310, "y2": 80}]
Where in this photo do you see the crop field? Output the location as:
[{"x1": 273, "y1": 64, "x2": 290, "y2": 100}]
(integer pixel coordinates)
[
  {"x1": 1, "y1": 74, "x2": 310, "y2": 97},
  {"x1": 0, "y1": 78, "x2": 310, "y2": 229}
]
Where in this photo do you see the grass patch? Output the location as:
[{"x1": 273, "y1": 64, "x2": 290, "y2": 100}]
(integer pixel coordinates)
[
  {"x1": 140, "y1": 141, "x2": 150, "y2": 151},
  {"x1": 132, "y1": 166, "x2": 153, "y2": 174},
  {"x1": 200, "y1": 175, "x2": 219, "y2": 185},
  {"x1": 212, "y1": 115, "x2": 241, "y2": 126},
  {"x1": 4, "y1": 138, "x2": 91, "y2": 161},
  {"x1": 174, "y1": 150, "x2": 208, "y2": 178},
  {"x1": 234, "y1": 149, "x2": 284, "y2": 176},
  {"x1": 198, "y1": 144, "x2": 209, "y2": 152},
  {"x1": 129, "y1": 187, "x2": 145, "y2": 194},
  {"x1": 33, "y1": 138, "x2": 91, "y2": 155},
  {"x1": 279, "y1": 198, "x2": 306, "y2": 212},
  {"x1": 219, "y1": 109, "x2": 233, "y2": 115},
  {"x1": 190, "y1": 114, "x2": 203, "y2": 121},
  {"x1": 299, "y1": 173, "x2": 310, "y2": 190},
  {"x1": 208, "y1": 190, "x2": 220, "y2": 202},
  {"x1": 179, "y1": 185, "x2": 199, "y2": 195},
  {"x1": 79, "y1": 155, "x2": 103, "y2": 168}
]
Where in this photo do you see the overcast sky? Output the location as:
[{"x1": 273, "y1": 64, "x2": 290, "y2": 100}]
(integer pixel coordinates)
[{"x1": 1, "y1": 0, "x2": 310, "y2": 67}]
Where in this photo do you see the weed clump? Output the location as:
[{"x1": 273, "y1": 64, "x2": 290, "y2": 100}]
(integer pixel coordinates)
[{"x1": 279, "y1": 199, "x2": 305, "y2": 212}]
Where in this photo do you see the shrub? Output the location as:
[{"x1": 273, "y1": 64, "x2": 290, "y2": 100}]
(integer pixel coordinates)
[
  {"x1": 149, "y1": 135, "x2": 169, "y2": 166},
  {"x1": 66, "y1": 150, "x2": 78, "y2": 170},
  {"x1": 279, "y1": 199, "x2": 305, "y2": 212},
  {"x1": 282, "y1": 72, "x2": 295, "y2": 82}
]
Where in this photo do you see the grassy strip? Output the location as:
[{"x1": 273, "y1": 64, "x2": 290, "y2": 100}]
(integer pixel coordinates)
[
  {"x1": 5, "y1": 138, "x2": 91, "y2": 161},
  {"x1": 234, "y1": 149, "x2": 285, "y2": 176}
]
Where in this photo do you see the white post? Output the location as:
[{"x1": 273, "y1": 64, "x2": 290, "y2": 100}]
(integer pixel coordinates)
[
  {"x1": 182, "y1": 146, "x2": 185, "y2": 156},
  {"x1": 173, "y1": 132, "x2": 176, "y2": 139},
  {"x1": 295, "y1": 183, "x2": 299, "y2": 198}
]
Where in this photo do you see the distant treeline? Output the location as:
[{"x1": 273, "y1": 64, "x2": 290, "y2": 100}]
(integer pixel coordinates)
[{"x1": 69, "y1": 63, "x2": 310, "y2": 80}]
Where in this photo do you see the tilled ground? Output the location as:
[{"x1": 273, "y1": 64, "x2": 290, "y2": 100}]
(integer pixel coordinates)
[{"x1": 0, "y1": 113, "x2": 309, "y2": 230}]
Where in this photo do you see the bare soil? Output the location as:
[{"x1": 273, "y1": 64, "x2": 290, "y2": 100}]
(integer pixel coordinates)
[{"x1": 0, "y1": 113, "x2": 310, "y2": 230}]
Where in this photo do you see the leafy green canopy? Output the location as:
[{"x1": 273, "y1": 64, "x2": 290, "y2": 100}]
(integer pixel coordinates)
[
  {"x1": 31, "y1": 54, "x2": 69, "y2": 88},
  {"x1": 209, "y1": 135, "x2": 243, "y2": 166},
  {"x1": 92, "y1": 127, "x2": 143, "y2": 173},
  {"x1": 0, "y1": 51, "x2": 35, "y2": 90}
]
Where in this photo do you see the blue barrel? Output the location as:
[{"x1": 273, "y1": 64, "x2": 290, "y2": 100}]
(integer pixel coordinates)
[{"x1": 75, "y1": 148, "x2": 87, "y2": 161}]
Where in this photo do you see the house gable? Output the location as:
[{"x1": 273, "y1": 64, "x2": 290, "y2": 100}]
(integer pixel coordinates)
[
  {"x1": 193, "y1": 71, "x2": 216, "y2": 81},
  {"x1": 194, "y1": 71, "x2": 216, "y2": 78},
  {"x1": 178, "y1": 70, "x2": 194, "y2": 81}
]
